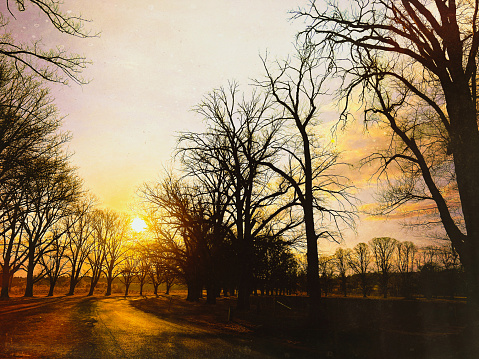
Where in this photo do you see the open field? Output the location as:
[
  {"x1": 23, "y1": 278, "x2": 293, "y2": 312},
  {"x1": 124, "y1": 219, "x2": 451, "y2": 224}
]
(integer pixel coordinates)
[{"x1": 0, "y1": 292, "x2": 476, "y2": 359}]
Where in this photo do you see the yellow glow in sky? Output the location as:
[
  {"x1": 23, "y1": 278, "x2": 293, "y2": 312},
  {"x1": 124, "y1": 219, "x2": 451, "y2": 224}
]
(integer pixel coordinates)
[{"x1": 1, "y1": 0, "x2": 430, "y2": 249}]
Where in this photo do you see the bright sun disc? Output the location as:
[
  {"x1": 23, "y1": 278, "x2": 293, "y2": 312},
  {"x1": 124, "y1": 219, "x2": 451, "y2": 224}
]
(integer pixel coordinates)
[{"x1": 131, "y1": 217, "x2": 147, "y2": 232}]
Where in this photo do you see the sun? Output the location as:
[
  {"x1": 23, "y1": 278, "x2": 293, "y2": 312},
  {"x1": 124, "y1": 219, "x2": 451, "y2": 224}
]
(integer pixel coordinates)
[{"x1": 131, "y1": 217, "x2": 147, "y2": 232}]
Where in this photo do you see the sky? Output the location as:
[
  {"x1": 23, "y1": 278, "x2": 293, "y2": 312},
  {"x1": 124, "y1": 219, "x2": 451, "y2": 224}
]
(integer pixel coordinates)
[{"x1": 0, "y1": 0, "x2": 442, "y2": 252}]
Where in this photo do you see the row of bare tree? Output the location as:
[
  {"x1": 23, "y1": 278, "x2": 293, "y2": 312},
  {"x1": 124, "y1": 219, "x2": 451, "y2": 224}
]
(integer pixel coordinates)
[
  {"x1": 0, "y1": 53, "x2": 137, "y2": 299},
  {"x1": 0, "y1": 59, "x2": 81, "y2": 299},
  {"x1": 0, "y1": 1, "x2": 100, "y2": 299},
  {"x1": 319, "y1": 238, "x2": 461, "y2": 299}
]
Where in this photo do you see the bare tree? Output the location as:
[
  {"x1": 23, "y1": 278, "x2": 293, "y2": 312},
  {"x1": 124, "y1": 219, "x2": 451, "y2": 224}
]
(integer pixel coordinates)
[
  {"x1": 65, "y1": 197, "x2": 96, "y2": 295},
  {"x1": 297, "y1": 0, "x2": 479, "y2": 308},
  {"x1": 333, "y1": 247, "x2": 351, "y2": 297},
  {"x1": 141, "y1": 176, "x2": 206, "y2": 302},
  {"x1": 437, "y1": 243, "x2": 462, "y2": 299},
  {"x1": 396, "y1": 241, "x2": 417, "y2": 298},
  {"x1": 318, "y1": 254, "x2": 334, "y2": 296},
  {"x1": 136, "y1": 252, "x2": 150, "y2": 297},
  {"x1": 39, "y1": 225, "x2": 69, "y2": 296},
  {"x1": 256, "y1": 43, "x2": 356, "y2": 313},
  {"x1": 101, "y1": 211, "x2": 129, "y2": 296},
  {"x1": 86, "y1": 209, "x2": 107, "y2": 296},
  {"x1": 438, "y1": 243, "x2": 461, "y2": 271},
  {"x1": 348, "y1": 242, "x2": 372, "y2": 297},
  {"x1": 119, "y1": 248, "x2": 136, "y2": 297},
  {"x1": 145, "y1": 241, "x2": 177, "y2": 296},
  {"x1": 370, "y1": 237, "x2": 397, "y2": 298},
  {"x1": 0, "y1": 176, "x2": 29, "y2": 298}
]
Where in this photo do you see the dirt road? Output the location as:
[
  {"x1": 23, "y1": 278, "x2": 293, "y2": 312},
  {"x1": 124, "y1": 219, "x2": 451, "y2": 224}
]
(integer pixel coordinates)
[{"x1": 0, "y1": 296, "x2": 311, "y2": 358}]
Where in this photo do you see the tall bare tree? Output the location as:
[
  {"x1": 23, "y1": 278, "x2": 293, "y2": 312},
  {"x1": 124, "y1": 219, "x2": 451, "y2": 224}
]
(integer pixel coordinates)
[
  {"x1": 256, "y1": 43, "x2": 356, "y2": 313},
  {"x1": 141, "y1": 176, "x2": 207, "y2": 302},
  {"x1": 119, "y1": 246, "x2": 137, "y2": 297},
  {"x1": 86, "y1": 209, "x2": 108, "y2": 296},
  {"x1": 0, "y1": 173, "x2": 29, "y2": 298}
]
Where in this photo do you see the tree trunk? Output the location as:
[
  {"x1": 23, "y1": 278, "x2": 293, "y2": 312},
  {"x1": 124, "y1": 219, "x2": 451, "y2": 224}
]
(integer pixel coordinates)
[
  {"x1": 444, "y1": 84, "x2": 479, "y2": 315},
  {"x1": 236, "y1": 234, "x2": 253, "y2": 310},
  {"x1": 381, "y1": 273, "x2": 388, "y2": 298},
  {"x1": 67, "y1": 265, "x2": 80, "y2": 295},
  {"x1": 305, "y1": 203, "x2": 321, "y2": 319},
  {"x1": 24, "y1": 250, "x2": 35, "y2": 297},
  {"x1": 105, "y1": 278, "x2": 112, "y2": 296},
  {"x1": 1, "y1": 264, "x2": 11, "y2": 299},
  {"x1": 186, "y1": 279, "x2": 201, "y2": 302},
  {"x1": 67, "y1": 279, "x2": 77, "y2": 296},
  {"x1": 47, "y1": 278, "x2": 57, "y2": 297},
  {"x1": 87, "y1": 272, "x2": 100, "y2": 296}
]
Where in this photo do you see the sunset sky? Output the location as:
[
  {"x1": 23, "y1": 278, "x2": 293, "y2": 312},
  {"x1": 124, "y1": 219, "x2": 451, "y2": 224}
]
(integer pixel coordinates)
[{"x1": 1, "y1": 0, "x2": 440, "y2": 251}]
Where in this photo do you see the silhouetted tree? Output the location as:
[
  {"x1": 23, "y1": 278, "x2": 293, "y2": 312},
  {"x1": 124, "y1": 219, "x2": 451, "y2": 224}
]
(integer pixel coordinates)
[
  {"x1": 318, "y1": 254, "x2": 334, "y2": 296},
  {"x1": 370, "y1": 237, "x2": 398, "y2": 298},
  {"x1": 396, "y1": 241, "x2": 417, "y2": 298},
  {"x1": 100, "y1": 210, "x2": 129, "y2": 296},
  {"x1": 141, "y1": 176, "x2": 207, "y2": 302},
  {"x1": 334, "y1": 247, "x2": 350, "y2": 297},
  {"x1": 86, "y1": 209, "x2": 108, "y2": 296},
  {"x1": 119, "y1": 249, "x2": 136, "y2": 297},
  {"x1": 437, "y1": 243, "x2": 462, "y2": 299},
  {"x1": 136, "y1": 253, "x2": 150, "y2": 297},
  {"x1": 348, "y1": 242, "x2": 372, "y2": 297},
  {"x1": 39, "y1": 225, "x2": 69, "y2": 296},
  {"x1": 65, "y1": 197, "x2": 96, "y2": 295},
  {"x1": 253, "y1": 234, "x2": 298, "y2": 296},
  {"x1": 148, "y1": 247, "x2": 178, "y2": 295},
  {"x1": 177, "y1": 139, "x2": 236, "y2": 304},
  {"x1": 256, "y1": 43, "x2": 356, "y2": 314}
]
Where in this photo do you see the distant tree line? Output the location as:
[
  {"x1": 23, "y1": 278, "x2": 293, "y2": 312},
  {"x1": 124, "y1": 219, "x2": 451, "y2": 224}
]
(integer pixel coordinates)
[{"x1": 319, "y1": 238, "x2": 464, "y2": 300}]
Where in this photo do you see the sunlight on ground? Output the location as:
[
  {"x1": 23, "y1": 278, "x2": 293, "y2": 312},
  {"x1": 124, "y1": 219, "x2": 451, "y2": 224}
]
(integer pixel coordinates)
[{"x1": 131, "y1": 217, "x2": 147, "y2": 232}]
